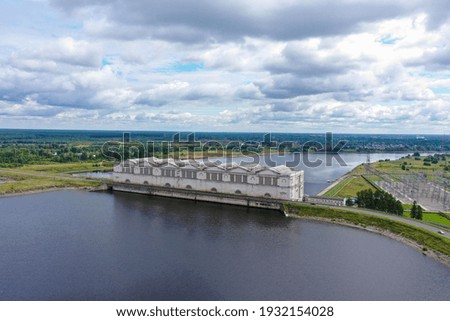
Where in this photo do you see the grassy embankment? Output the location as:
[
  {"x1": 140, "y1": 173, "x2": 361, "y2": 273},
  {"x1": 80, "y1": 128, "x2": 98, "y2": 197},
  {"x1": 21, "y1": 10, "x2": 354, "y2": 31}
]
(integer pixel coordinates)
[
  {"x1": 322, "y1": 164, "x2": 376, "y2": 198},
  {"x1": 322, "y1": 157, "x2": 450, "y2": 227},
  {"x1": 284, "y1": 203, "x2": 450, "y2": 257},
  {"x1": 0, "y1": 162, "x2": 111, "y2": 195},
  {"x1": 402, "y1": 210, "x2": 450, "y2": 226}
]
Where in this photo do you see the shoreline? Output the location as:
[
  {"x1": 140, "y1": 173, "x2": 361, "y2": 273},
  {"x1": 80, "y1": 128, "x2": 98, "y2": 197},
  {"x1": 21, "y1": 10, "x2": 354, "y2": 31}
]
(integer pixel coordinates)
[
  {"x1": 317, "y1": 172, "x2": 351, "y2": 196},
  {"x1": 2, "y1": 184, "x2": 449, "y2": 268},
  {"x1": 0, "y1": 186, "x2": 98, "y2": 198},
  {"x1": 288, "y1": 214, "x2": 450, "y2": 268}
]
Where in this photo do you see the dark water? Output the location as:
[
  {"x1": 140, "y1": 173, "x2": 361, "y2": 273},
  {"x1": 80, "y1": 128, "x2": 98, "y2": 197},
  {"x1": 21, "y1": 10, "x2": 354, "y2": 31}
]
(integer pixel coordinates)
[{"x1": 0, "y1": 190, "x2": 449, "y2": 300}]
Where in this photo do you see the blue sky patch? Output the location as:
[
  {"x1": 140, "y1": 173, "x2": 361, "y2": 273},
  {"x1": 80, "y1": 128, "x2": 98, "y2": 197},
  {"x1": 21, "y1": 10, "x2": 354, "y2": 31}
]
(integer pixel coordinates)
[
  {"x1": 413, "y1": 72, "x2": 450, "y2": 79},
  {"x1": 102, "y1": 58, "x2": 112, "y2": 66},
  {"x1": 65, "y1": 23, "x2": 83, "y2": 30},
  {"x1": 379, "y1": 34, "x2": 401, "y2": 45},
  {"x1": 158, "y1": 62, "x2": 204, "y2": 73},
  {"x1": 431, "y1": 87, "x2": 450, "y2": 94}
]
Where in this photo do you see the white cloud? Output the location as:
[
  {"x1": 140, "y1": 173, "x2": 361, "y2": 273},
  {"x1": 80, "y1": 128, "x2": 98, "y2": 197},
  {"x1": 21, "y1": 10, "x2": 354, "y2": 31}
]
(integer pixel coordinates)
[
  {"x1": 0, "y1": 0, "x2": 449, "y2": 133},
  {"x1": 47, "y1": 37, "x2": 103, "y2": 67}
]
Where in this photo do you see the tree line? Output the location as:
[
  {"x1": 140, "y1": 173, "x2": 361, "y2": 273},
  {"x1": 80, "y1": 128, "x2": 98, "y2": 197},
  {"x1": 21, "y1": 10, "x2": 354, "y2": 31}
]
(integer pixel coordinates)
[
  {"x1": 0, "y1": 144, "x2": 105, "y2": 167},
  {"x1": 356, "y1": 189, "x2": 404, "y2": 216}
]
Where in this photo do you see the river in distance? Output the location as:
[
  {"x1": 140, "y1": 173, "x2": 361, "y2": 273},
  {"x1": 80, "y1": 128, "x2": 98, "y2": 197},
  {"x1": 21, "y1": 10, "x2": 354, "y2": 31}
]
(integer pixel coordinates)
[{"x1": 1, "y1": 152, "x2": 449, "y2": 300}]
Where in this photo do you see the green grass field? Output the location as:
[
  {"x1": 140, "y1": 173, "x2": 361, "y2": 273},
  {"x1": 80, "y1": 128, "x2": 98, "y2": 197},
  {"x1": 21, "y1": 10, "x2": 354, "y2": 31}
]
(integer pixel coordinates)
[
  {"x1": 372, "y1": 156, "x2": 448, "y2": 177},
  {"x1": 323, "y1": 175, "x2": 376, "y2": 198},
  {"x1": 0, "y1": 162, "x2": 109, "y2": 195},
  {"x1": 403, "y1": 211, "x2": 450, "y2": 227},
  {"x1": 322, "y1": 163, "x2": 378, "y2": 198},
  {"x1": 12, "y1": 162, "x2": 112, "y2": 174},
  {"x1": 0, "y1": 177, "x2": 102, "y2": 195}
]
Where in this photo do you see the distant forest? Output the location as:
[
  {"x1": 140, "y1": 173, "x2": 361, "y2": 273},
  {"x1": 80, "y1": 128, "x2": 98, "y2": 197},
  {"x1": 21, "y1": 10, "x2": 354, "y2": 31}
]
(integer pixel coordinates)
[{"x1": 0, "y1": 129, "x2": 448, "y2": 167}]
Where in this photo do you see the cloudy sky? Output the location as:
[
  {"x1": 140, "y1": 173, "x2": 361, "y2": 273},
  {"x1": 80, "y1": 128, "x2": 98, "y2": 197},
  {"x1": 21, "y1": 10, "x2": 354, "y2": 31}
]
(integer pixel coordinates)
[{"x1": 1, "y1": 0, "x2": 449, "y2": 133}]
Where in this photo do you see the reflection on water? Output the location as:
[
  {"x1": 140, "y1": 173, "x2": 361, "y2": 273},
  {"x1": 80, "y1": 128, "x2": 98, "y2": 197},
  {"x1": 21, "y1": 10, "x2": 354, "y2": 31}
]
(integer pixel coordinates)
[{"x1": 0, "y1": 190, "x2": 448, "y2": 300}]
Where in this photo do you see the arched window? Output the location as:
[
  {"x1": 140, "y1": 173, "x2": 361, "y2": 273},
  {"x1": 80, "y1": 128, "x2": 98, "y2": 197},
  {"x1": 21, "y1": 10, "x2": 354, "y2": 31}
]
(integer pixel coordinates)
[
  {"x1": 186, "y1": 185, "x2": 192, "y2": 189},
  {"x1": 165, "y1": 183, "x2": 171, "y2": 187},
  {"x1": 125, "y1": 179, "x2": 130, "y2": 183},
  {"x1": 143, "y1": 181, "x2": 149, "y2": 185},
  {"x1": 211, "y1": 187, "x2": 217, "y2": 192},
  {"x1": 264, "y1": 193, "x2": 271, "y2": 198},
  {"x1": 235, "y1": 190, "x2": 242, "y2": 194}
]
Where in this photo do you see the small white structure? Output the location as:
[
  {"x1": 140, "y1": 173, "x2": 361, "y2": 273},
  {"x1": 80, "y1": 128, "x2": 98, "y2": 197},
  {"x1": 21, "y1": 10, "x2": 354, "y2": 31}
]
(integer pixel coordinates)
[
  {"x1": 304, "y1": 196, "x2": 347, "y2": 206},
  {"x1": 113, "y1": 158, "x2": 304, "y2": 201}
]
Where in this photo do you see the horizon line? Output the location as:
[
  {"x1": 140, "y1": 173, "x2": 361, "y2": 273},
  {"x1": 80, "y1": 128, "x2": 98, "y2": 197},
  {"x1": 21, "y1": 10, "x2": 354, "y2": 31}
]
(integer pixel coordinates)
[{"x1": 0, "y1": 127, "x2": 448, "y2": 136}]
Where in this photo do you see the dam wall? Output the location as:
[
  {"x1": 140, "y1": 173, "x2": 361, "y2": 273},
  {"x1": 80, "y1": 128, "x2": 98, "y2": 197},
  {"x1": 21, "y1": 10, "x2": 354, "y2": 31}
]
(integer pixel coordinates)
[{"x1": 107, "y1": 182, "x2": 286, "y2": 214}]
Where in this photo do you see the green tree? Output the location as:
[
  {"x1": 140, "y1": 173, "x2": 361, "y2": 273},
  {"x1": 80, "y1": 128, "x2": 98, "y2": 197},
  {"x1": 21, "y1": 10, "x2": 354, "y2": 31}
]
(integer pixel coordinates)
[
  {"x1": 396, "y1": 201, "x2": 404, "y2": 216},
  {"x1": 410, "y1": 201, "x2": 417, "y2": 219},
  {"x1": 356, "y1": 189, "x2": 403, "y2": 216},
  {"x1": 416, "y1": 205, "x2": 423, "y2": 220}
]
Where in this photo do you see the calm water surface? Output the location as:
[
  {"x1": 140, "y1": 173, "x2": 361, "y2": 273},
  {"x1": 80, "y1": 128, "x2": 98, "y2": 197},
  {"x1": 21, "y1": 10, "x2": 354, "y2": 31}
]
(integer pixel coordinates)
[{"x1": 0, "y1": 190, "x2": 448, "y2": 300}]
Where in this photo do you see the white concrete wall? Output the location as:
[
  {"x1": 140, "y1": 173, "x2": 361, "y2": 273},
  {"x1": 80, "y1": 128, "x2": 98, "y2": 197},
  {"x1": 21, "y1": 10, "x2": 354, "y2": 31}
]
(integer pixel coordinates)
[
  {"x1": 111, "y1": 184, "x2": 284, "y2": 211},
  {"x1": 113, "y1": 162, "x2": 304, "y2": 201},
  {"x1": 114, "y1": 172, "x2": 301, "y2": 200}
]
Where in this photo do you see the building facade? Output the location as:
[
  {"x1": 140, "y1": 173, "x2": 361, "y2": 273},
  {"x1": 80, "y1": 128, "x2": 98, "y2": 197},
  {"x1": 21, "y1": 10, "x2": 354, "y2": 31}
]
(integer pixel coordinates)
[{"x1": 113, "y1": 158, "x2": 304, "y2": 201}]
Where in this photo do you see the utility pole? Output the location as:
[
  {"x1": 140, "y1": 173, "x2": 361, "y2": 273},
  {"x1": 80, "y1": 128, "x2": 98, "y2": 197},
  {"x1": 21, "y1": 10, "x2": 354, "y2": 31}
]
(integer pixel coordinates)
[
  {"x1": 443, "y1": 132, "x2": 448, "y2": 211},
  {"x1": 365, "y1": 152, "x2": 371, "y2": 174},
  {"x1": 444, "y1": 179, "x2": 447, "y2": 211}
]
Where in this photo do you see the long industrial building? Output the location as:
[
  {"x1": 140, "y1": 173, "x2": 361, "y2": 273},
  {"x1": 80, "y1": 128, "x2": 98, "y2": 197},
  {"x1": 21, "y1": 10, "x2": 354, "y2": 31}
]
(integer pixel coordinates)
[{"x1": 113, "y1": 157, "x2": 304, "y2": 201}]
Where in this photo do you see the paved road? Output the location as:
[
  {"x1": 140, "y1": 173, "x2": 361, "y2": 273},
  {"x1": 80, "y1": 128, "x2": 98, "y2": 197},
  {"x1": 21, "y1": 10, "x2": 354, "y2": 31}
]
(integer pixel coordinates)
[{"x1": 304, "y1": 203, "x2": 450, "y2": 239}]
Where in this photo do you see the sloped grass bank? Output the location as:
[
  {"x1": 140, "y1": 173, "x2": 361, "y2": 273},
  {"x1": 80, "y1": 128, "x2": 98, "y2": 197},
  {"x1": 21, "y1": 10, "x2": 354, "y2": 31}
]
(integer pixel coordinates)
[{"x1": 284, "y1": 203, "x2": 450, "y2": 260}]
